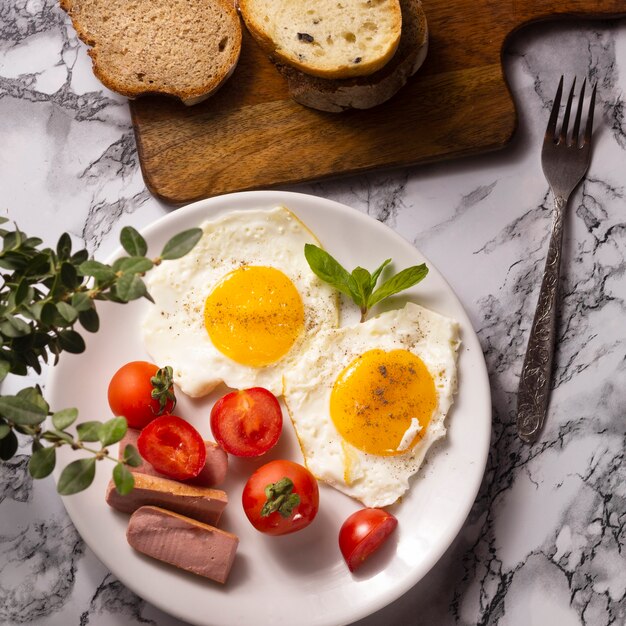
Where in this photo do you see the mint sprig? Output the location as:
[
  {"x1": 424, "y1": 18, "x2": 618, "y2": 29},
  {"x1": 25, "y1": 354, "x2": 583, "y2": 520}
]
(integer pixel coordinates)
[{"x1": 304, "y1": 244, "x2": 428, "y2": 322}]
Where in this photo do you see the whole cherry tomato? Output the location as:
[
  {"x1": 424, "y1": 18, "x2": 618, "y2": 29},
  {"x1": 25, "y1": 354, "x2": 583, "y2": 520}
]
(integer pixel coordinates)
[
  {"x1": 242, "y1": 460, "x2": 319, "y2": 535},
  {"x1": 210, "y1": 387, "x2": 282, "y2": 457},
  {"x1": 137, "y1": 415, "x2": 206, "y2": 481},
  {"x1": 107, "y1": 361, "x2": 176, "y2": 429},
  {"x1": 339, "y1": 508, "x2": 398, "y2": 572}
]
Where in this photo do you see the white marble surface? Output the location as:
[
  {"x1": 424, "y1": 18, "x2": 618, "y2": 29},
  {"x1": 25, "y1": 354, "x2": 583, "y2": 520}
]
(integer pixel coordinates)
[{"x1": 2, "y1": 2, "x2": 626, "y2": 625}]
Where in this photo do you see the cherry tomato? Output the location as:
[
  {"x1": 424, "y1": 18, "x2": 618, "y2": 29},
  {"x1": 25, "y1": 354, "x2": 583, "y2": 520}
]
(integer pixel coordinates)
[
  {"x1": 137, "y1": 415, "x2": 206, "y2": 481},
  {"x1": 107, "y1": 361, "x2": 176, "y2": 429},
  {"x1": 339, "y1": 508, "x2": 398, "y2": 572},
  {"x1": 242, "y1": 460, "x2": 319, "y2": 535},
  {"x1": 210, "y1": 387, "x2": 282, "y2": 457}
]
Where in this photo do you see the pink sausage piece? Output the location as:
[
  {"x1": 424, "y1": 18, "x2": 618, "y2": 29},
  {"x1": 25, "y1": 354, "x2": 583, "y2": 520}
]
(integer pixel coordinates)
[
  {"x1": 127, "y1": 506, "x2": 238, "y2": 584},
  {"x1": 105, "y1": 473, "x2": 228, "y2": 526},
  {"x1": 118, "y1": 428, "x2": 228, "y2": 487}
]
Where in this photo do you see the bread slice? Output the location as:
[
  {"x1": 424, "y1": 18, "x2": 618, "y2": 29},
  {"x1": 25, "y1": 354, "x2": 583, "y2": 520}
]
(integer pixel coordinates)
[
  {"x1": 238, "y1": 0, "x2": 402, "y2": 79},
  {"x1": 60, "y1": 0, "x2": 242, "y2": 105},
  {"x1": 276, "y1": 0, "x2": 428, "y2": 112}
]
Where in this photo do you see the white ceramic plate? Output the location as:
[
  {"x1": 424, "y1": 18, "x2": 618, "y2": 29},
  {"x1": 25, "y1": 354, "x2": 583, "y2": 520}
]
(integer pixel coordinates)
[{"x1": 48, "y1": 191, "x2": 491, "y2": 626}]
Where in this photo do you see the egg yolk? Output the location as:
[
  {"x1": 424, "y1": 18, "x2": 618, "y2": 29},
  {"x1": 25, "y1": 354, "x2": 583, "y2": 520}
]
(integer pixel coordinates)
[
  {"x1": 330, "y1": 349, "x2": 436, "y2": 456},
  {"x1": 203, "y1": 265, "x2": 304, "y2": 367}
]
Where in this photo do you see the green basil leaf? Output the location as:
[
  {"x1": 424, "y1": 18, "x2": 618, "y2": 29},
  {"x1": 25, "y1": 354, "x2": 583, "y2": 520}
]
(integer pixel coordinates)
[
  {"x1": 29, "y1": 445, "x2": 56, "y2": 479},
  {"x1": 57, "y1": 458, "x2": 96, "y2": 495},
  {"x1": 76, "y1": 421, "x2": 102, "y2": 442},
  {"x1": 304, "y1": 244, "x2": 354, "y2": 298},
  {"x1": 160, "y1": 228, "x2": 202, "y2": 261},
  {"x1": 367, "y1": 264, "x2": 429, "y2": 308},
  {"x1": 0, "y1": 430, "x2": 18, "y2": 460},
  {"x1": 113, "y1": 256, "x2": 153, "y2": 274},
  {"x1": 113, "y1": 462, "x2": 135, "y2": 495},
  {"x1": 120, "y1": 226, "x2": 148, "y2": 257},
  {"x1": 121, "y1": 443, "x2": 143, "y2": 468},
  {"x1": 0, "y1": 395, "x2": 47, "y2": 425},
  {"x1": 99, "y1": 417, "x2": 127, "y2": 447},
  {"x1": 370, "y1": 258, "x2": 392, "y2": 288},
  {"x1": 52, "y1": 408, "x2": 78, "y2": 430}
]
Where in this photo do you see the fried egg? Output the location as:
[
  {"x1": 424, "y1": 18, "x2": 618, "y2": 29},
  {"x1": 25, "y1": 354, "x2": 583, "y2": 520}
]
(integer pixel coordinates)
[
  {"x1": 141, "y1": 206, "x2": 339, "y2": 397},
  {"x1": 283, "y1": 302, "x2": 460, "y2": 507}
]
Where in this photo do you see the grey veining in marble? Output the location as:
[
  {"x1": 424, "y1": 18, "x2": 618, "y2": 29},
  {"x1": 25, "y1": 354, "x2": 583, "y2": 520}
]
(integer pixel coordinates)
[{"x1": 1, "y1": 1, "x2": 626, "y2": 624}]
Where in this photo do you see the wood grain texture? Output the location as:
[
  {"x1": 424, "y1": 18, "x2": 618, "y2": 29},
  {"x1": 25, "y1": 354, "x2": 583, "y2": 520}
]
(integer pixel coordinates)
[{"x1": 130, "y1": 0, "x2": 626, "y2": 205}]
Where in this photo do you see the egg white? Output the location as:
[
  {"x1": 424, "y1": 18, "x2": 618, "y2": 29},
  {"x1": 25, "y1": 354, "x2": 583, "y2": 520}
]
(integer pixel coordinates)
[
  {"x1": 141, "y1": 206, "x2": 339, "y2": 397},
  {"x1": 283, "y1": 302, "x2": 460, "y2": 508}
]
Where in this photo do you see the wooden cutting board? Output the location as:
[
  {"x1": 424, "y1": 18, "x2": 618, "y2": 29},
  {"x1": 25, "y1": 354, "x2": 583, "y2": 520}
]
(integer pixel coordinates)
[{"x1": 130, "y1": 0, "x2": 626, "y2": 205}]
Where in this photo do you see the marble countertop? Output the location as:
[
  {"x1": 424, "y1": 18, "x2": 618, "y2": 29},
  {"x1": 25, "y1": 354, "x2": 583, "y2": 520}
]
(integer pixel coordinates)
[{"x1": 2, "y1": 2, "x2": 626, "y2": 625}]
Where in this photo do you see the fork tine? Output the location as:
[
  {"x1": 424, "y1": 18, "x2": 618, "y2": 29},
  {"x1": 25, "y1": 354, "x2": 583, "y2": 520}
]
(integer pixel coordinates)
[
  {"x1": 559, "y1": 78, "x2": 576, "y2": 144},
  {"x1": 584, "y1": 83, "x2": 597, "y2": 145},
  {"x1": 571, "y1": 79, "x2": 586, "y2": 147},
  {"x1": 545, "y1": 75, "x2": 564, "y2": 141}
]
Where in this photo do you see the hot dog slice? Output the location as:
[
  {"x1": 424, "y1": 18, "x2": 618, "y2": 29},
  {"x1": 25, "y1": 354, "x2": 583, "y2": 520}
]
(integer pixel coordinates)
[
  {"x1": 106, "y1": 473, "x2": 227, "y2": 526},
  {"x1": 127, "y1": 506, "x2": 238, "y2": 583},
  {"x1": 118, "y1": 428, "x2": 228, "y2": 487}
]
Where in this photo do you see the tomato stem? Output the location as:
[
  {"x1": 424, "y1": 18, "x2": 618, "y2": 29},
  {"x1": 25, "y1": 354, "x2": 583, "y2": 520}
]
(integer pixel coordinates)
[{"x1": 261, "y1": 477, "x2": 301, "y2": 518}]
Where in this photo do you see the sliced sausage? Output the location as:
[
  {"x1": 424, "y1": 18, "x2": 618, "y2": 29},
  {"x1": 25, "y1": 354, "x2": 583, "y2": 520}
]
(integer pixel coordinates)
[
  {"x1": 118, "y1": 428, "x2": 228, "y2": 487},
  {"x1": 106, "y1": 473, "x2": 227, "y2": 526},
  {"x1": 127, "y1": 506, "x2": 238, "y2": 583}
]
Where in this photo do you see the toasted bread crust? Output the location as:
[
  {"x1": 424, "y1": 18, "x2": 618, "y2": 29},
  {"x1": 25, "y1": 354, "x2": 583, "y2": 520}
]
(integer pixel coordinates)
[
  {"x1": 239, "y1": 0, "x2": 402, "y2": 79},
  {"x1": 277, "y1": 0, "x2": 427, "y2": 112},
  {"x1": 61, "y1": 0, "x2": 242, "y2": 105}
]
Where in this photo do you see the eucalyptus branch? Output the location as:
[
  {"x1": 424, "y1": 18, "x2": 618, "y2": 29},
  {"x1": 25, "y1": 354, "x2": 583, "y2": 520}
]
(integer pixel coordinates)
[{"x1": 0, "y1": 220, "x2": 202, "y2": 495}]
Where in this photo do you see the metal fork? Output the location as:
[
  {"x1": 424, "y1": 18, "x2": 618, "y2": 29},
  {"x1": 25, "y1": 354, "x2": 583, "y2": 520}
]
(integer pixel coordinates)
[{"x1": 516, "y1": 76, "x2": 597, "y2": 444}]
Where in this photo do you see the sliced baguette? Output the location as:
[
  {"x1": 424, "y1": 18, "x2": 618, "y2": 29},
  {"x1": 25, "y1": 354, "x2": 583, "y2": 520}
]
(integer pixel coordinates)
[
  {"x1": 277, "y1": 0, "x2": 428, "y2": 112},
  {"x1": 60, "y1": 0, "x2": 242, "y2": 105},
  {"x1": 238, "y1": 0, "x2": 402, "y2": 79}
]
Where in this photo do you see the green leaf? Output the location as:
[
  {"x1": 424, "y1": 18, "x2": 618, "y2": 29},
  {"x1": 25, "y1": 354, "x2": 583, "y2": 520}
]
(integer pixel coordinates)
[
  {"x1": 114, "y1": 273, "x2": 148, "y2": 302},
  {"x1": 60, "y1": 262, "x2": 79, "y2": 289},
  {"x1": 0, "y1": 360, "x2": 11, "y2": 382},
  {"x1": 57, "y1": 458, "x2": 96, "y2": 495},
  {"x1": 350, "y1": 267, "x2": 372, "y2": 308},
  {"x1": 113, "y1": 462, "x2": 135, "y2": 495},
  {"x1": 98, "y1": 417, "x2": 127, "y2": 447},
  {"x1": 121, "y1": 443, "x2": 142, "y2": 468},
  {"x1": 120, "y1": 226, "x2": 148, "y2": 257},
  {"x1": 40, "y1": 302, "x2": 57, "y2": 326},
  {"x1": 76, "y1": 421, "x2": 102, "y2": 442},
  {"x1": 304, "y1": 244, "x2": 355, "y2": 298},
  {"x1": 78, "y1": 260, "x2": 116, "y2": 282},
  {"x1": 41, "y1": 428, "x2": 73, "y2": 445},
  {"x1": 14, "y1": 279, "x2": 32, "y2": 307},
  {"x1": 57, "y1": 232, "x2": 72, "y2": 260},
  {"x1": 17, "y1": 387, "x2": 49, "y2": 412},
  {"x1": 0, "y1": 315, "x2": 31, "y2": 337},
  {"x1": 113, "y1": 256, "x2": 153, "y2": 274},
  {"x1": 160, "y1": 228, "x2": 202, "y2": 261},
  {"x1": 29, "y1": 445, "x2": 56, "y2": 478},
  {"x1": 58, "y1": 330, "x2": 85, "y2": 353},
  {"x1": 56, "y1": 301, "x2": 78, "y2": 323},
  {"x1": 370, "y1": 258, "x2": 392, "y2": 288},
  {"x1": 0, "y1": 422, "x2": 10, "y2": 439},
  {"x1": 368, "y1": 264, "x2": 429, "y2": 308},
  {"x1": 79, "y1": 308, "x2": 99, "y2": 333},
  {"x1": 0, "y1": 430, "x2": 18, "y2": 460},
  {"x1": 71, "y1": 292, "x2": 92, "y2": 312},
  {"x1": 0, "y1": 395, "x2": 47, "y2": 425},
  {"x1": 52, "y1": 408, "x2": 78, "y2": 430}
]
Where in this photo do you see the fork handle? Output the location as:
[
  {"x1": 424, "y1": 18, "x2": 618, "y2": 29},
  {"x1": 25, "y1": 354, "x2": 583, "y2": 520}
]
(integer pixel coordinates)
[{"x1": 516, "y1": 194, "x2": 567, "y2": 443}]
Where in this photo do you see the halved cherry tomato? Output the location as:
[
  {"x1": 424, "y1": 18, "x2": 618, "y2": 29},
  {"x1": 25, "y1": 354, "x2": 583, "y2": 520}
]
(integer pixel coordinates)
[
  {"x1": 210, "y1": 387, "x2": 282, "y2": 457},
  {"x1": 339, "y1": 508, "x2": 398, "y2": 572},
  {"x1": 137, "y1": 415, "x2": 206, "y2": 481},
  {"x1": 242, "y1": 460, "x2": 319, "y2": 535},
  {"x1": 107, "y1": 361, "x2": 176, "y2": 429}
]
